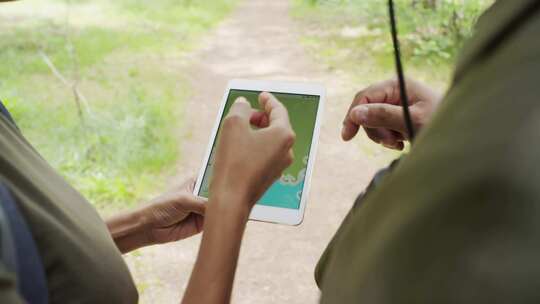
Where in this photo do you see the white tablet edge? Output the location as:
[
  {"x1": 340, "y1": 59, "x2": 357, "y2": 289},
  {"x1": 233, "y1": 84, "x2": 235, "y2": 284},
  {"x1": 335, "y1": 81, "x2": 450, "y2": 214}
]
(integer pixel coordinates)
[{"x1": 193, "y1": 79, "x2": 325, "y2": 226}]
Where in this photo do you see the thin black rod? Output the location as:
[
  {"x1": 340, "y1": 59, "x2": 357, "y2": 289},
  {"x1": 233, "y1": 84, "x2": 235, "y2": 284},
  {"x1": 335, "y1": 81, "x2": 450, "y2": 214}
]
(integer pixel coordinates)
[{"x1": 388, "y1": 0, "x2": 415, "y2": 141}]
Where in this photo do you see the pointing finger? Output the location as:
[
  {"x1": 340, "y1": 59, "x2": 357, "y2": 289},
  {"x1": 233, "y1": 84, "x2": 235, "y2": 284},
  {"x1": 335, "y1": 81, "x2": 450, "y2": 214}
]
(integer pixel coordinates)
[
  {"x1": 350, "y1": 103, "x2": 407, "y2": 134},
  {"x1": 227, "y1": 97, "x2": 253, "y2": 122},
  {"x1": 258, "y1": 92, "x2": 291, "y2": 129},
  {"x1": 342, "y1": 79, "x2": 399, "y2": 141}
]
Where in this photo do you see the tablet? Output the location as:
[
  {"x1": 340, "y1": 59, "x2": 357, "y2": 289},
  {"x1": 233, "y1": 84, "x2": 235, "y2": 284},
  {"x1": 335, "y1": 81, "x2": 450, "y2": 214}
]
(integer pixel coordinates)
[{"x1": 194, "y1": 79, "x2": 325, "y2": 225}]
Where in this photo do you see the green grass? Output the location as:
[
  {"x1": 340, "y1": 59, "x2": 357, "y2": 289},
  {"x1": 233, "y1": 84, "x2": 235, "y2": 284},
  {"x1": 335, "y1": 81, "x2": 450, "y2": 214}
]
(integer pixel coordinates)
[{"x1": 0, "y1": 0, "x2": 236, "y2": 214}]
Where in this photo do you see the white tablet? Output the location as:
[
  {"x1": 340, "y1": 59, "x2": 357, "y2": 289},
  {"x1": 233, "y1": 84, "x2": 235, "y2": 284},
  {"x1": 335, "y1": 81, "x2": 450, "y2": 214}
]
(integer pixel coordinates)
[{"x1": 193, "y1": 79, "x2": 325, "y2": 225}]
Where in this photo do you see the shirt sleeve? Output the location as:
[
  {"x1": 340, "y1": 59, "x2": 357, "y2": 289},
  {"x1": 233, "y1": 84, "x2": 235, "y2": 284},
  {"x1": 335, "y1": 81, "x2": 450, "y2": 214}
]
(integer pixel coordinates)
[{"x1": 314, "y1": 158, "x2": 401, "y2": 289}]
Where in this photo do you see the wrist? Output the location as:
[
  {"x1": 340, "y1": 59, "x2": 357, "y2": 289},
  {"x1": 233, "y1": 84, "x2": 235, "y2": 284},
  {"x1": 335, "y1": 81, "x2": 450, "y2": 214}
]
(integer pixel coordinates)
[
  {"x1": 106, "y1": 208, "x2": 151, "y2": 253},
  {"x1": 208, "y1": 188, "x2": 252, "y2": 223}
]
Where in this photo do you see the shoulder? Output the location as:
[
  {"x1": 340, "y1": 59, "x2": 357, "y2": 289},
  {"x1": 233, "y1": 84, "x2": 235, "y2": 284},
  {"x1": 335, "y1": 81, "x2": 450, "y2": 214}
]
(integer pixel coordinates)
[{"x1": 453, "y1": 0, "x2": 540, "y2": 82}]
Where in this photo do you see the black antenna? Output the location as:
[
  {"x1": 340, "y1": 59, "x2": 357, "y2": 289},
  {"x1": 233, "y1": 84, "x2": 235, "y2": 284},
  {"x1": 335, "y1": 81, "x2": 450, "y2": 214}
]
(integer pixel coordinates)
[{"x1": 388, "y1": 0, "x2": 415, "y2": 141}]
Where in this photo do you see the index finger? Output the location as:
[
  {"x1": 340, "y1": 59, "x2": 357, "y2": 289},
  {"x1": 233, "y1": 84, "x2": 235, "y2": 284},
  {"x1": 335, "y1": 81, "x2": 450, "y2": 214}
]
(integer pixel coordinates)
[
  {"x1": 342, "y1": 90, "x2": 368, "y2": 141},
  {"x1": 258, "y1": 92, "x2": 291, "y2": 128},
  {"x1": 227, "y1": 97, "x2": 253, "y2": 121},
  {"x1": 342, "y1": 80, "x2": 397, "y2": 141}
]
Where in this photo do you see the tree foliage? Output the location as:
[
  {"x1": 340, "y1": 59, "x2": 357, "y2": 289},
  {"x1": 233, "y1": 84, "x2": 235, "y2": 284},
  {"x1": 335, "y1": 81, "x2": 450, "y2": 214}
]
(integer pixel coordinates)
[{"x1": 302, "y1": 0, "x2": 493, "y2": 65}]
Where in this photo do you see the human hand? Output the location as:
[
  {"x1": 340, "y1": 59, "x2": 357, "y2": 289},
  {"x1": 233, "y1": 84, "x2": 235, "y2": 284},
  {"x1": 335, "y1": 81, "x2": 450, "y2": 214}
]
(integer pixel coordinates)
[
  {"x1": 138, "y1": 178, "x2": 205, "y2": 244},
  {"x1": 341, "y1": 78, "x2": 442, "y2": 150},
  {"x1": 209, "y1": 92, "x2": 295, "y2": 214}
]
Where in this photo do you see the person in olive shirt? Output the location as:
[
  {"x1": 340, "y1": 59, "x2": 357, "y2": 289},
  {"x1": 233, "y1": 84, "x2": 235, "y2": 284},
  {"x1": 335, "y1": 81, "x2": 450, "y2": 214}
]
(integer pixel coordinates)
[{"x1": 315, "y1": 0, "x2": 540, "y2": 303}]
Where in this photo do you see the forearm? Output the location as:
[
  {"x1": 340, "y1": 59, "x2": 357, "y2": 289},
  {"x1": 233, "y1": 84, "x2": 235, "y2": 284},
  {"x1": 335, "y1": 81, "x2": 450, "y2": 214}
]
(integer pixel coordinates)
[
  {"x1": 182, "y1": 193, "x2": 250, "y2": 304},
  {"x1": 106, "y1": 210, "x2": 150, "y2": 254}
]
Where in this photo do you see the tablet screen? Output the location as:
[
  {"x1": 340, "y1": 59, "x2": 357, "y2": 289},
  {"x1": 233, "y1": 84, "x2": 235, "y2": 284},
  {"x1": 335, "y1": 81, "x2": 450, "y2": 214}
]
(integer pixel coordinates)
[{"x1": 198, "y1": 89, "x2": 320, "y2": 209}]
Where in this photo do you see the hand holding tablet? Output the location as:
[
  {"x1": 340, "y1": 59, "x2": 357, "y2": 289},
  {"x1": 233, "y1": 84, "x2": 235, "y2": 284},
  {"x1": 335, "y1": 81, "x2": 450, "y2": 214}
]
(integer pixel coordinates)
[{"x1": 194, "y1": 79, "x2": 325, "y2": 225}]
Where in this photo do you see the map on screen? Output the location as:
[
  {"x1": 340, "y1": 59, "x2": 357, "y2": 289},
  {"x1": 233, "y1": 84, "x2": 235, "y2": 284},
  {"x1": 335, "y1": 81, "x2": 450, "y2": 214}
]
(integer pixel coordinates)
[{"x1": 198, "y1": 89, "x2": 320, "y2": 209}]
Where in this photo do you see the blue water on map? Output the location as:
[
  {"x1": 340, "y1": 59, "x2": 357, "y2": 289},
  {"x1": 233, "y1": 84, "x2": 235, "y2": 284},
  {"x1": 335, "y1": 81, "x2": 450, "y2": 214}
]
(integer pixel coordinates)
[{"x1": 258, "y1": 168, "x2": 305, "y2": 209}]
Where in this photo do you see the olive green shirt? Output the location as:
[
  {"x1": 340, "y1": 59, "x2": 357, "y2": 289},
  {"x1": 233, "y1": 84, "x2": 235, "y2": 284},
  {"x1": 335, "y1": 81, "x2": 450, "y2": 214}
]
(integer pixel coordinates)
[
  {"x1": 0, "y1": 115, "x2": 137, "y2": 302},
  {"x1": 316, "y1": 0, "x2": 540, "y2": 303}
]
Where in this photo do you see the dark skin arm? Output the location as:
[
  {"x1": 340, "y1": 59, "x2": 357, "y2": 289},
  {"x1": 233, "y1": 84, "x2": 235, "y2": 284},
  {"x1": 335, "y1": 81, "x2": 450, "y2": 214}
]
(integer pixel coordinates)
[{"x1": 106, "y1": 179, "x2": 205, "y2": 254}]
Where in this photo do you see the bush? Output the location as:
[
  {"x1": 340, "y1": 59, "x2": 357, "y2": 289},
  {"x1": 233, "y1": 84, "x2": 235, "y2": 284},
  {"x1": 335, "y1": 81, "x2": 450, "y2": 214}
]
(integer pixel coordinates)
[
  {"x1": 393, "y1": 0, "x2": 491, "y2": 64},
  {"x1": 297, "y1": 0, "x2": 493, "y2": 65}
]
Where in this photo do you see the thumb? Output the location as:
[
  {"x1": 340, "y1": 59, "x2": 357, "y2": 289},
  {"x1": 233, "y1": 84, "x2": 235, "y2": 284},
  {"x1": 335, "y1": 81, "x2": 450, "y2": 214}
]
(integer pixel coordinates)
[
  {"x1": 350, "y1": 103, "x2": 407, "y2": 133},
  {"x1": 174, "y1": 193, "x2": 206, "y2": 215}
]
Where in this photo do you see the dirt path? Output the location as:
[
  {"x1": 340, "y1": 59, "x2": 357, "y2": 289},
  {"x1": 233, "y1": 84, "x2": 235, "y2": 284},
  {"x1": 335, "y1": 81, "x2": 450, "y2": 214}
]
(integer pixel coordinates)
[{"x1": 125, "y1": 0, "x2": 382, "y2": 303}]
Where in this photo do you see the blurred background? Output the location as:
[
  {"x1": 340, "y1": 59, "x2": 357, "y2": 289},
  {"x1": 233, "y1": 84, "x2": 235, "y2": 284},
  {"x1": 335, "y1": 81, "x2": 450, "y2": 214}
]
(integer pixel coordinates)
[{"x1": 0, "y1": 0, "x2": 493, "y2": 303}]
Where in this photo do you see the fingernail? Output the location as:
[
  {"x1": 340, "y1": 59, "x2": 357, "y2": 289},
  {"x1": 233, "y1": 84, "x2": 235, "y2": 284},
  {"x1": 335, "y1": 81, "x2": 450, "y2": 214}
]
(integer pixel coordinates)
[
  {"x1": 259, "y1": 92, "x2": 270, "y2": 101},
  {"x1": 382, "y1": 141, "x2": 398, "y2": 149},
  {"x1": 354, "y1": 106, "x2": 368, "y2": 122},
  {"x1": 382, "y1": 142, "x2": 393, "y2": 149},
  {"x1": 236, "y1": 97, "x2": 248, "y2": 104},
  {"x1": 341, "y1": 127, "x2": 347, "y2": 138}
]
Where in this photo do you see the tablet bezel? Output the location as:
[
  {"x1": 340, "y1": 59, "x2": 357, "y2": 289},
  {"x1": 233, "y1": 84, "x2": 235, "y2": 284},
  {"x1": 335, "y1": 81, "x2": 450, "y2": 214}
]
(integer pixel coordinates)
[{"x1": 193, "y1": 79, "x2": 325, "y2": 225}]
